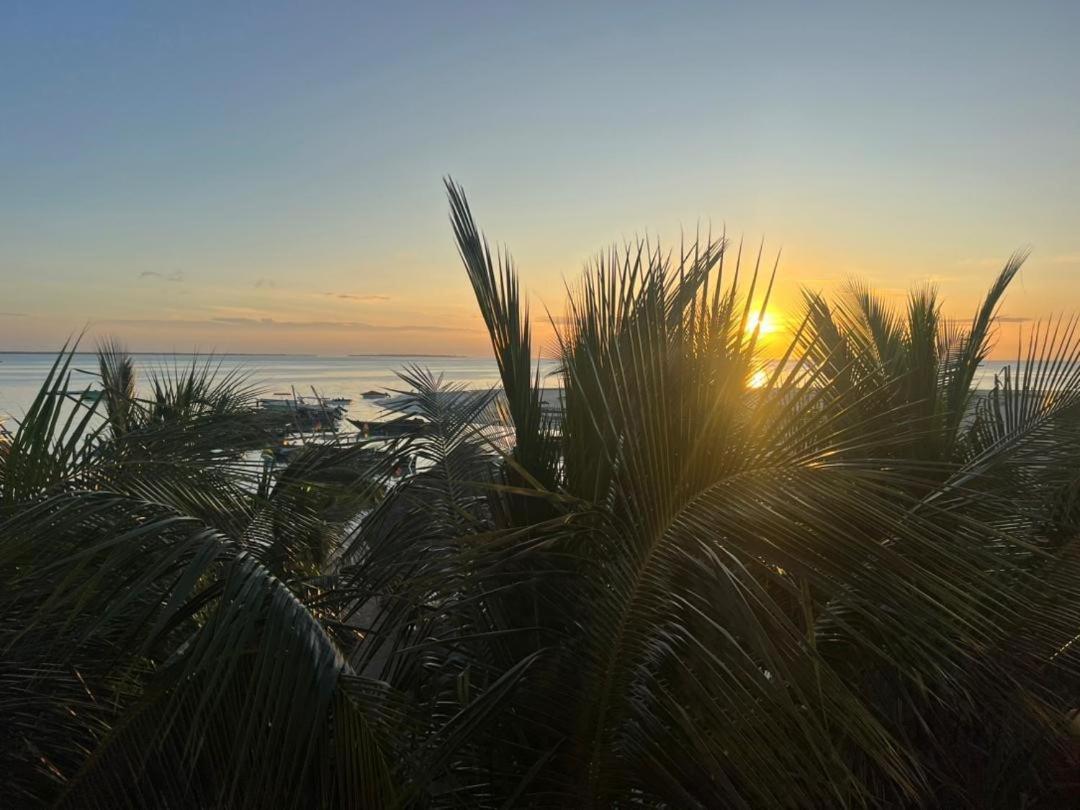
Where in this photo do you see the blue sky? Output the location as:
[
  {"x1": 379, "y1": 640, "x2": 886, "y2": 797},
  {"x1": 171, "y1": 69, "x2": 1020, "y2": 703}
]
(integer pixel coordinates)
[{"x1": 2, "y1": 1, "x2": 1078, "y2": 354}]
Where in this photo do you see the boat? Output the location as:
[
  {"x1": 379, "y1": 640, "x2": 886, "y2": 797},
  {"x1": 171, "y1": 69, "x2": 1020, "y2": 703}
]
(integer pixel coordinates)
[
  {"x1": 257, "y1": 397, "x2": 298, "y2": 413},
  {"x1": 258, "y1": 393, "x2": 350, "y2": 415},
  {"x1": 296, "y1": 396, "x2": 350, "y2": 416},
  {"x1": 362, "y1": 390, "x2": 388, "y2": 399},
  {"x1": 349, "y1": 417, "x2": 430, "y2": 438},
  {"x1": 257, "y1": 395, "x2": 347, "y2": 434}
]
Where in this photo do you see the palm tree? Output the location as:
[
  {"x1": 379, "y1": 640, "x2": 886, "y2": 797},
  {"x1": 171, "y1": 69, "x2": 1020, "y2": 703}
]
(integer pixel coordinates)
[
  {"x1": 2, "y1": 182, "x2": 1080, "y2": 807},
  {"x1": 345, "y1": 181, "x2": 1080, "y2": 807},
  {"x1": 797, "y1": 272, "x2": 1080, "y2": 804},
  {"x1": 0, "y1": 346, "x2": 402, "y2": 808}
]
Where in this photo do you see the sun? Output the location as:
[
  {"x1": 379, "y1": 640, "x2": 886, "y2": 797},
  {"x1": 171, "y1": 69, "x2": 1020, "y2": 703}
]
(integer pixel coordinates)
[{"x1": 745, "y1": 311, "x2": 776, "y2": 336}]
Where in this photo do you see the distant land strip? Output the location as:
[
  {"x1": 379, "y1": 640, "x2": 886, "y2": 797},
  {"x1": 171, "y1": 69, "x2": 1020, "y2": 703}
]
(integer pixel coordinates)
[
  {"x1": 0, "y1": 350, "x2": 473, "y2": 358},
  {"x1": 0, "y1": 351, "x2": 318, "y2": 357}
]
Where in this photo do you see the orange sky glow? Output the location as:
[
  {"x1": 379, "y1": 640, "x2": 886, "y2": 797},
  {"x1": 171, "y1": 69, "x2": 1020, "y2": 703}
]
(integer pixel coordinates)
[{"x1": 2, "y1": 4, "x2": 1077, "y2": 359}]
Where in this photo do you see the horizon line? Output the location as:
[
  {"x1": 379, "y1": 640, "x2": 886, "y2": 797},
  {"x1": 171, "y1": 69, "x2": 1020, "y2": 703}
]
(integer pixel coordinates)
[{"x1": 0, "y1": 350, "x2": 478, "y2": 358}]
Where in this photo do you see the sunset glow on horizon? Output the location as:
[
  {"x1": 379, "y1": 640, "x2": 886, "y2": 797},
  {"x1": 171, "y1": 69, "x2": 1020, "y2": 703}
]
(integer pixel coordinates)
[{"x1": 1, "y1": 3, "x2": 1077, "y2": 359}]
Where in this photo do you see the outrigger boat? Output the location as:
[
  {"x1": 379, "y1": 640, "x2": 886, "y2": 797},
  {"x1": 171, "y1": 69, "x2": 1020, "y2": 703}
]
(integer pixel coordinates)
[
  {"x1": 349, "y1": 416, "x2": 430, "y2": 438},
  {"x1": 257, "y1": 389, "x2": 351, "y2": 433},
  {"x1": 377, "y1": 389, "x2": 563, "y2": 424},
  {"x1": 257, "y1": 391, "x2": 351, "y2": 417}
]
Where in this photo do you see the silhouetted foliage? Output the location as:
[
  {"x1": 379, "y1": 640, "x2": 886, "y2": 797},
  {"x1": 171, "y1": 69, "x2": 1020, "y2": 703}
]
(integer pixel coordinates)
[{"x1": 1, "y1": 184, "x2": 1079, "y2": 807}]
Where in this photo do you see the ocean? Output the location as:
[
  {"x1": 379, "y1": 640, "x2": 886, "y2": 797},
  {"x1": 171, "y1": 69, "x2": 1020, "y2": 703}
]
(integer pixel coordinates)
[
  {"x1": 0, "y1": 352, "x2": 1016, "y2": 426},
  {"x1": 0, "y1": 353, "x2": 520, "y2": 425}
]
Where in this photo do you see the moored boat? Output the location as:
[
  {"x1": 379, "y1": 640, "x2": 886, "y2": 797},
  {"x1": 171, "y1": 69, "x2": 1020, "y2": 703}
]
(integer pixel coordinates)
[
  {"x1": 257, "y1": 397, "x2": 298, "y2": 412},
  {"x1": 257, "y1": 394, "x2": 347, "y2": 434},
  {"x1": 258, "y1": 394, "x2": 350, "y2": 416},
  {"x1": 349, "y1": 417, "x2": 430, "y2": 438}
]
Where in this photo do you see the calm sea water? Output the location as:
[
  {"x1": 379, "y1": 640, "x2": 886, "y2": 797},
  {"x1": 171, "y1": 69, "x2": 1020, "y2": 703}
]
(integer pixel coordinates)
[
  {"x1": 0, "y1": 352, "x2": 1013, "y2": 426},
  {"x1": 0, "y1": 354, "x2": 518, "y2": 425}
]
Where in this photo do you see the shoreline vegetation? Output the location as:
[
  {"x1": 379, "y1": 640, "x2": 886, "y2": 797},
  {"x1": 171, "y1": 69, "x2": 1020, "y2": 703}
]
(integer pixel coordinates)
[{"x1": 2, "y1": 180, "x2": 1080, "y2": 807}]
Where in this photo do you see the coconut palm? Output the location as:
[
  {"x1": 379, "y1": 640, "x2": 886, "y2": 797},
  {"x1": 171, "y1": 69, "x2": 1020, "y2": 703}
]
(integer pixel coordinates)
[
  {"x1": 797, "y1": 272, "x2": 1080, "y2": 804},
  {"x1": 0, "y1": 346, "x2": 403, "y2": 808},
  {"x1": 344, "y1": 182, "x2": 1080, "y2": 807},
  {"x1": 2, "y1": 182, "x2": 1080, "y2": 808}
]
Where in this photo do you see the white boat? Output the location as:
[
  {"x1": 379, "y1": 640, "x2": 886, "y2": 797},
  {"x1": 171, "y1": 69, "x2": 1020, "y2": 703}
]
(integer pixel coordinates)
[
  {"x1": 257, "y1": 398, "x2": 298, "y2": 412},
  {"x1": 380, "y1": 388, "x2": 562, "y2": 418},
  {"x1": 257, "y1": 394, "x2": 350, "y2": 429}
]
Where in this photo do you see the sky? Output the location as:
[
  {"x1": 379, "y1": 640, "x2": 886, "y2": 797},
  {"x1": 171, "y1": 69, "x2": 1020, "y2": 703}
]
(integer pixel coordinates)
[{"x1": 1, "y1": 1, "x2": 1079, "y2": 358}]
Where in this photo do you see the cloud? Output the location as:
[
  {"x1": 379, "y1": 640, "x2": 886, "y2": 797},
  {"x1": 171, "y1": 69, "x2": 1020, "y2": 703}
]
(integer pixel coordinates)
[
  {"x1": 323, "y1": 292, "x2": 391, "y2": 302},
  {"x1": 960, "y1": 253, "x2": 1080, "y2": 268},
  {"x1": 955, "y1": 257, "x2": 1003, "y2": 270},
  {"x1": 945, "y1": 315, "x2": 1030, "y2": 325},
  {"x1": 209, "y1": 316, "x2": 456, "y2": 331},
  {"x1": 100, "y1": 316, "x2": 468, "y2": 333},
  {"x1": 1049, "y1": 254, "x2": 1080, "y2": 265},
  {"x1": 254, "y1": 278, "x2": 276, "y2": 289},
  {"x1": 0, "y1": 311, "x2": 27, "y2": 317},
  {"x1": 139, "y1": 270, "x2": 185, "y2": 282}
]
